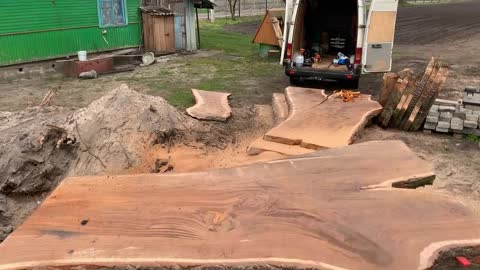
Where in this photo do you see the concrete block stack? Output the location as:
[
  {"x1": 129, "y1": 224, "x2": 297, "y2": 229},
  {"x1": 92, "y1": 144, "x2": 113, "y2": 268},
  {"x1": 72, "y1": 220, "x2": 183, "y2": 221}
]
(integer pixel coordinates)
[{"x1": 424, "y1": 97, "x2": 480, "y2": 136}]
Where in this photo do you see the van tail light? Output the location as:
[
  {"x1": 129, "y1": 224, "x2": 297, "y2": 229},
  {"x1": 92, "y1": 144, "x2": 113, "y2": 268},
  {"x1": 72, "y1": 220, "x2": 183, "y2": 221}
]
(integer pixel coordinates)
[
  {"x1": 286, "y1": 43, "x2": 293, "y2": 60},
  {"x1": 354, "y1": 48, "x2": 362, "y2": 65}
]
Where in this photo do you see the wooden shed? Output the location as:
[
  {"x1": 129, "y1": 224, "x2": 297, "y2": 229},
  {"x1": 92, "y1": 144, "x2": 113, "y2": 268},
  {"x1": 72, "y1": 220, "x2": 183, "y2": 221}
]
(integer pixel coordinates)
[
  {"x1": 141, "y1": 6, "x2": 176, "y2": 54},
  {"x1": 252, "y1": 8, "x2": 285, "y2": 58},
  {"x1": 253, "y1": 8, "x2": 285, "y2": 47}
]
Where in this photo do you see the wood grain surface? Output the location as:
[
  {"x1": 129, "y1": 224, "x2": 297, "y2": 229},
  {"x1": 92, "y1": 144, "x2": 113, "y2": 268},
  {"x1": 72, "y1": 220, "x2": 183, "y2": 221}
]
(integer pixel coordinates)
[
  {"x1": 264, "y1": 87, "x2": 382, "y2": 149},
  {"x1": 186, "y1": 89, "x2": 232, "y2": 121},
  {"x1": 0, "y1": 140, "x2": 479, "y2": 270},
  {"x1": 247, "y1": 136, "x2": 314, "y2": 156}
]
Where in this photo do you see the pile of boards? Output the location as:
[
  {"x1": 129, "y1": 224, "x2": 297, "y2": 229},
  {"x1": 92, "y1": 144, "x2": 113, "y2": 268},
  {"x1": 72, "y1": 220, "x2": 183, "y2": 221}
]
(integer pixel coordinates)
[
  {"x1": 378, "y1": 57, "x2": 449, "y2": 131},
  {"x1": 248, "y1": 87, "x2": 383, "y2": 156}
]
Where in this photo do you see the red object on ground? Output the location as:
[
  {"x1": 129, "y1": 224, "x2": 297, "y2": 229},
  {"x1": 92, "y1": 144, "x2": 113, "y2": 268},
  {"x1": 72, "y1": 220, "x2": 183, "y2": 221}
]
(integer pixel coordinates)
[
  {"x1": 456, "y1": 256, "x2": 471, "y2": 267},
  {"x1": 63, "y1": 57, "x2": 114, "y2": 77}
]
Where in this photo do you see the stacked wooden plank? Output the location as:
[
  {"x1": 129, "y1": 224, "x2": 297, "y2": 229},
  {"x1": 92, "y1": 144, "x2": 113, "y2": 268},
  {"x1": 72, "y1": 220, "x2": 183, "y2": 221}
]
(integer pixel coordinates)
[
  {"x1": 247, "y1": 87, "x2": 382, "y2": 156},
  {"x1": 378, "y1": 57, "x2": 449, "y2": 131}
]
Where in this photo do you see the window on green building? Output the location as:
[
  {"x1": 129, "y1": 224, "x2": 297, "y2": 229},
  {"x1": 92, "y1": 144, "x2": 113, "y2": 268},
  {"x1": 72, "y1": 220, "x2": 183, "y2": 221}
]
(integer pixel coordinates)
[{"x1": 98, "y1": 0, "x2": 128, "y2": 27}]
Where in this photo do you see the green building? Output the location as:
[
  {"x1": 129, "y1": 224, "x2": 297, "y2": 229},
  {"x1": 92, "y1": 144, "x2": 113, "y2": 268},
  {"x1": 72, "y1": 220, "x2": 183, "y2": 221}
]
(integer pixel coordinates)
[{"x1": 0, "y1": 0, "x2": 143, "y2": 66}]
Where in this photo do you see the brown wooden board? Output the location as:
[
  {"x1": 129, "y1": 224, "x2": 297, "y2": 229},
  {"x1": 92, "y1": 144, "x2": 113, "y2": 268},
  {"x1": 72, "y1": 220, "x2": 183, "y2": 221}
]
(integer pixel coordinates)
[
  {"x1": 142, "y1": 13, "x2": 154, "y2": 52},
  {"x1": 272, "y1": 93, "x2": 289, "y2": 125},
  {"x1": 404, "y1": 62, "x2": 443, "y2": 131},
  {"x1": 411, "y1": 66, "x2": 449, "y2": 131},
  {"x1": 247, "y1": 136, "x2": 314, "y2": 156},
  {"x1": 390, "y1": 58, "x2": 435, "y2": 128},
  {"x1": 366, "y1": 11, "x2": 397, "y2": 43},
  {"x1": 186, "y1": 89, "x2": 232, "y2": 121},
  {"x1": 389, "y1": 75, "x2": 417, "y2": 127},
  {"x1": 1, "y1": 141, "x2": 479, "y2": 270},
  {"x1": 378, "y1": 72, "x2": 400, "y2": 107},
  {"x1": 264, "y1": 87, "x2": 382, "y2": 149},
  {"x1": 143, "y1": 14, "x2": 176, "y2": 54},
  {"x1": 163, "y1": 16, "x2": 176, "y2": 53},
  {"x1": 378, "y1": 77, "x2": 408, "y2": 127},
  {"x1": 398, "y1": 58, "x2": 438, "y2": 129},
  {"x1": 270, "y1": 17, "x2": 284, "y2": 47}
]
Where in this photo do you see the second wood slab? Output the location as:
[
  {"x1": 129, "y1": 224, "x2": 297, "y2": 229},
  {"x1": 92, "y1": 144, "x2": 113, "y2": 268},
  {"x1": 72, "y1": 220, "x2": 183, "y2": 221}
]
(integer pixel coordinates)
[{"x1": 264, "y1": 87, "x2": 383, "y2": 149}]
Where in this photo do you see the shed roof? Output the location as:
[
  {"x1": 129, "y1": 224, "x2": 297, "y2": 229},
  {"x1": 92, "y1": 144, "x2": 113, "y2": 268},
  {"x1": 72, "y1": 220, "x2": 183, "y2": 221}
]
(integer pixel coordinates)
[
  {"x1": 140, "y1": 6, "x2": 175, "y2": 16},
  {"x1": 193, "y1": 0, "x2": 216, "y2": 9}
]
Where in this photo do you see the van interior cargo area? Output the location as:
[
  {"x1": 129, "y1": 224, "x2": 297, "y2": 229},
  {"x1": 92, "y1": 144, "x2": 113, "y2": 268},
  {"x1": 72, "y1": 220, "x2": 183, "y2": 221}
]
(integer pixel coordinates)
[{"x1": 292, "y1": 0, "x2": 358, "y2": 71}]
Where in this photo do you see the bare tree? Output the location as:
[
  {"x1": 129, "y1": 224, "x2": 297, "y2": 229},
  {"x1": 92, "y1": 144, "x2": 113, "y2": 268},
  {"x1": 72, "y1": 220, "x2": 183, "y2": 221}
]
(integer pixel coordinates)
[{"x1": 226, "y1": 0, "x2": 239, "y2": 19}]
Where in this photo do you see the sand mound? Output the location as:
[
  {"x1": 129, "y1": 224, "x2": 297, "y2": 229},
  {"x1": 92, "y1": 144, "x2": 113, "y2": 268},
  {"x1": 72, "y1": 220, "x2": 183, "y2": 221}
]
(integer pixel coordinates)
[
  {"x1": 65, "y1": 84, "x2": 196, "y2": 176},
  {"x1": 0, "y1": 84, "x2": 198, "y2": 241}
]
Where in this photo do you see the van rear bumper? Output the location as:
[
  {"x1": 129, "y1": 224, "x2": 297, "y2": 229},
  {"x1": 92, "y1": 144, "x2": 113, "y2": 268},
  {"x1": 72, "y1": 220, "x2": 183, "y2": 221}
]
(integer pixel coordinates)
[{"x1": 285, "y1": 67, "x2": 360, "y2": 81}]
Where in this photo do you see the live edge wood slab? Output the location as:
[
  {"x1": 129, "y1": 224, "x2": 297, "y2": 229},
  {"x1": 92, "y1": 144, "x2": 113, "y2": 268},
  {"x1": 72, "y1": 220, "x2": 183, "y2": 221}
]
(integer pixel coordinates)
[
  {"x1": 264, "y1": 87, "x2": 383, "y2": 150},
  {"x1": 1, "y1": 141, "x2": 479, "y2": 270},
  {"x1": 186, "y1": 89, "x2": 232, "y2": 122}
]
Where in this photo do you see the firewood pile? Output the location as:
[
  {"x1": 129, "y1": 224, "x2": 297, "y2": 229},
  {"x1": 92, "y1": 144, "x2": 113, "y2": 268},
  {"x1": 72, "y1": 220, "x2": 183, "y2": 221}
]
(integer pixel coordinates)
[{"x1": 377, "y1": 57, "x2": 449, "y2": 131}]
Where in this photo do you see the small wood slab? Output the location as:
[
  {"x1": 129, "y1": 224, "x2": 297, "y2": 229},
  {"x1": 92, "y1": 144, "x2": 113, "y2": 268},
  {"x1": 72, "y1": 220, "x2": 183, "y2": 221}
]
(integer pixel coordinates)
[
  {"x1": 272, "y1": 93, "x2": 289, "y2": 125},
  {"x1": 264, "y1": 87, "x2": 382, "y2": 149},
  {"x1": 1, "y1": 141, "x2": 479, "y2": 270},
  {"x1": 186, "y1": 89, "x2": 232, "y2": 121},
  {"x1": 247, "y1": 136, "x2": 314, "y2": 156}
]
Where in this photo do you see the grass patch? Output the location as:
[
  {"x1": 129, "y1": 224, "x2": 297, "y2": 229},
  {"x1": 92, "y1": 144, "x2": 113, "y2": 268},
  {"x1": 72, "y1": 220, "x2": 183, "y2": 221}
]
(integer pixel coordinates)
[
  {"x1": 200, "y1": 27, "x2": 259, "y2": 57},
  {"x1": 465, "y1": 134, "x2": 480, "y2": 143},
  {"x1": 167, "y1": 89, "x2": 196, "y2": 108},
  {"x1": 118, "y1": 16, "x2": 283, "y2": 109}
]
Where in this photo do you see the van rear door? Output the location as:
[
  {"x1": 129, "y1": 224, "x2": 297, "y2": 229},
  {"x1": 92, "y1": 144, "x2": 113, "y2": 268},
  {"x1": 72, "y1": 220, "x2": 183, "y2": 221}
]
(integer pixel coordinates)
[
  {"x1": 280, "y1": 0, "x2": 298, "y2": 64},
  {"x1": 363, "y1": 0, "x2": 399, "y2": 73}
]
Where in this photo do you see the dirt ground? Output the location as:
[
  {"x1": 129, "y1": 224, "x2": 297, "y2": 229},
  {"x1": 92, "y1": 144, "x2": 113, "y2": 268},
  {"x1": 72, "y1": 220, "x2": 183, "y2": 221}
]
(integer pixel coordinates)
[
  {"x1": 0, "y1": 1, "x2": 480, "y2": 268},
  {"x1": 220, "y1": 1, "x2": 480, "y2": 208},
  {"x1": 428, "y1": 246, "x2": 480, "y2": 270}
]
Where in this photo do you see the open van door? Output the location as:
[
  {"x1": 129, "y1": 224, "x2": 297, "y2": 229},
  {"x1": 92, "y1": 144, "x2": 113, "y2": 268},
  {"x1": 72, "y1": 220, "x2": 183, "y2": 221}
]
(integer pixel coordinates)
[
  {"x1": 362, "y1": 0, "x2": 399, "y2": 73},
  {"x1": 280, "y1": 0, "x2": 298, "y2": 64}
]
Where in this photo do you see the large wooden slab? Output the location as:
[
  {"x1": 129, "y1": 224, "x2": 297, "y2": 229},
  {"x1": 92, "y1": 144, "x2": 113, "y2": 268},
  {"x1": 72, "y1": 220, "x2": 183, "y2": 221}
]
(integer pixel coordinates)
[
  {"x1": 1, "y1": 140, "x2": 479, "y2": 270},
  {"x1": 264, "y1": 87, "x2": 382, "y2": 149}
]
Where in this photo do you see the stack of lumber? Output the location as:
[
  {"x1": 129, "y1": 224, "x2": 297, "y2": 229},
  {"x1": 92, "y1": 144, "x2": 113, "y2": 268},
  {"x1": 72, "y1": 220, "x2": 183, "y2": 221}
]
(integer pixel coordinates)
[
  {"x1": 247, "y1": 87, "x2": 382, "y2": 156},
  {"x1": 2, "y1": 140, "x2": 480, "y2": 270},
  {"x1": 378, "y1": 57, "x2": 449, "y2": 131}
]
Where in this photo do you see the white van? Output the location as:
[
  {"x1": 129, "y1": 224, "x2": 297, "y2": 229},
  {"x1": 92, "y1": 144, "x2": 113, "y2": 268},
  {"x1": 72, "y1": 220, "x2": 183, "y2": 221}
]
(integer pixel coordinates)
[{"x1": 281, "y1": 0, "x2": 399, "y2": 88}]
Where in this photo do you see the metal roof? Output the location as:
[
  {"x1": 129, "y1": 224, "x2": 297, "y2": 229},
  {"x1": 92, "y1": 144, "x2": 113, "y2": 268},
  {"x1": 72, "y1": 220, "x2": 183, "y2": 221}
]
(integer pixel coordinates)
[{"x1": 140, "y1": 6, "x2": 175, "y2": 15}]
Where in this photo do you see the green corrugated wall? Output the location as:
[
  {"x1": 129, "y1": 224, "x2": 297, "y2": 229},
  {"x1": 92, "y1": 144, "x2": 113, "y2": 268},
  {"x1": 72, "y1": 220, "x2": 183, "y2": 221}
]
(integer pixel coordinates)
[{"x1": 0, "y1": 0, "x2": 142, "y2": 66}]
